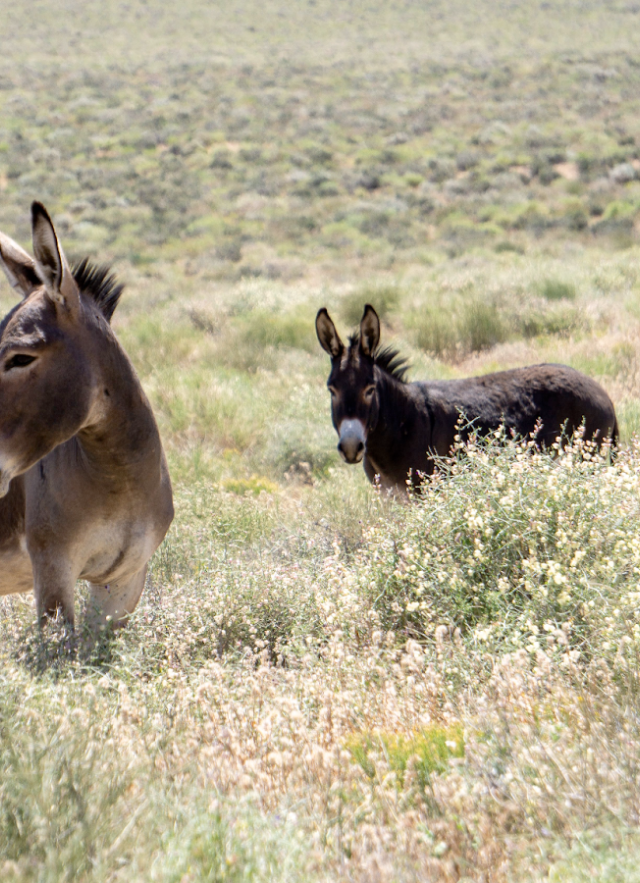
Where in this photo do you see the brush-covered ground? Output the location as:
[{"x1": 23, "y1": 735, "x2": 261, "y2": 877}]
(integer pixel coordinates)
[{"x1": 4, "y1": 1, "x2": 640, "y2": 880}]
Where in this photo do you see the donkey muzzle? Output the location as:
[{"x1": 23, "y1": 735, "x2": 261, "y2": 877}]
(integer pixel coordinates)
[{"x1": 337, "y1": 419, "x2": 366, "y2": 464}]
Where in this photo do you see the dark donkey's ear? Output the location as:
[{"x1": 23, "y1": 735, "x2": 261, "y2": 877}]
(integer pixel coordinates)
[
  {"x1": 359, "y1": 304, "x2": 380, "y2": 356},
  {"x1": 316, "y1": 308, "x2": 344, "y2": 358},
  {"x1": 31, "y1": 202, "x2": 81, "y2": 314},
  {"x1": 0, "y1": 231, "x2": 41, "y2": 297}
]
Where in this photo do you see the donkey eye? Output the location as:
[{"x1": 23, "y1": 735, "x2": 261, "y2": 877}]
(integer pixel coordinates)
[
  {"x1": 5, "y1": 353, "x2": 36, "y2": 372},
  {"x1": 363, "y1": 385, "x2": 376, "y2": 400},
  {"x1": 328, "y1": 386, "x2": 338, "y2": 397}
]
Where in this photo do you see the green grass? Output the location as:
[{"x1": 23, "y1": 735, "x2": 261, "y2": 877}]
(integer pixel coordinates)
[
  {"x1": 346, "y1": 725, "x2": 465, "y2": 788},
  {"x1": 539, "y1": 279, "x2": 577, "y2": 302}
]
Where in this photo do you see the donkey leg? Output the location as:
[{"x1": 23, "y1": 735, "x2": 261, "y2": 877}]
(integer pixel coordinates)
[
  {"x1": 87, "y1": 566, "x2": 148, "y2": 630},
  {"x1": 31, "y1": 559, "x2": 76, "y2": 627}
]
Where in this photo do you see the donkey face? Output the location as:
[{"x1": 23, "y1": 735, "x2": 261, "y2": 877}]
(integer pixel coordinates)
[
  {"x1": 0, "y1": 203, "x2": 93, "y2": 496},
  {"x1": 316, "y1": 304, "x2": 381, "y2": 464}
]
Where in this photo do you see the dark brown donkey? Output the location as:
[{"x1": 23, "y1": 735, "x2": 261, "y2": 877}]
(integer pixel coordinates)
[
  {"x1": 316, "y1": 304, "x2": 618, "y2": 493},
  {"x1": 0, "y1": 203, "x2": 173, "y2": 629}
]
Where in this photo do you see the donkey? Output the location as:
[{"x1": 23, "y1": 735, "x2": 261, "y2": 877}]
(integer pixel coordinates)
[
  {"x1": 316, "y1": 304, "x2": 618, "y2": 493},
  {"x1": 0, "y1": 202, "x2": 173, "y2": 630}
]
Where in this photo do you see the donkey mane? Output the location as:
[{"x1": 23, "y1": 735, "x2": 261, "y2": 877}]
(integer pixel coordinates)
[
  {"x1": 348, "y1": 333, "x2": 409, "y2": 383},
  {"x1": 72, "y1": 258, "x2": 124, "y2": 323},
  {"x1": 374, "y1": 345, "x2": 410, "y2": 383}
]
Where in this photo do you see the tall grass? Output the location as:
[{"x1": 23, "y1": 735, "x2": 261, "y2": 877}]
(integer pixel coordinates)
[{"x1": 3, "y1": 437, "x2": 640, "y2": 880}]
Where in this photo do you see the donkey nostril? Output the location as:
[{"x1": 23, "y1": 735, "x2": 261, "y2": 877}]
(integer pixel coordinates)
[{"x1": 338, "y1": 437, "x2": 365, "y2": 462}]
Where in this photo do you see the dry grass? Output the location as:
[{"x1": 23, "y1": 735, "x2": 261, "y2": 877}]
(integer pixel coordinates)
[{"x1": 3, "y1": 440, "x2": 640, "y2": 880}]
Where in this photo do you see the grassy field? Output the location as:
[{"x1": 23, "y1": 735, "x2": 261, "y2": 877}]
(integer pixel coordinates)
[{"x1": 4, "y1": 1, "x2": 640, "y2": 880}]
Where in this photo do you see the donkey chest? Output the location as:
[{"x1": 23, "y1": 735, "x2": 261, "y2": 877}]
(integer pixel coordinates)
[
  {"x1": 365, "y1": 416, "x2": 432, "y2": 487},
  {"x1": 25, "y1": 458, "x2": 166, "y2": 573},
  {"x1": 77, "y1": 517, "x2": 160, "y2": 584}
]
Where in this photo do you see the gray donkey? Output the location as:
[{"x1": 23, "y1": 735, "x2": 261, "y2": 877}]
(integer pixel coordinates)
[{"x1": 0, "y1": 202, "x2": 173, "y2": 629}]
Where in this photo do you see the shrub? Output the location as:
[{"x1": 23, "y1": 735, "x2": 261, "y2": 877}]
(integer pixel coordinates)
[
  {"x1": 357, "y1": 431, "x2": 625, "y2": 652},
  {"x1": 561, "y1": 201, "x2": 589, "y2": 231},
  {"x1": 221, "y1": 475, "x2": 279, "y2": 496},
  {"x1": 411, "y1": 298, "x2": 507, "y2": 357},
  {"x1": 494, "y1": 240, "x2": 525, "y2": 254},
  {"x1": 456, "y1": 299, "x2": 507, "y2": 352},
  {"x1": 539, "y1": 279, "x2": 577, "y2": 301},
  {"x1": 233, "y1": 308, "x2": 317, "y2": 355},
  {"x1": 410, "y1": 307, "x2": 459, "y2": 358},
  {"x1": 345, "y1": 725, "x2": 464, "y2": 789},
  {"x1": 339, "y1": 284, "x2": 401, "y2": 326},
  {"x1": 515, "y1": 303, "x2": 582, "y2": 339}
]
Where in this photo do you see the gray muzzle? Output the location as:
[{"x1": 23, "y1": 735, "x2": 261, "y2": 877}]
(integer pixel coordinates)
[{"x1": 337, "y1": 419, "x2": 366, "y2": 464}]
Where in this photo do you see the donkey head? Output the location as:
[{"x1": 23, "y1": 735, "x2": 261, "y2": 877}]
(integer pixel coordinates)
[
  {"x1": 0, "y1": 203, "x2": 93, "y2": 496},
  {"x1": 316, "y1": 304, "x2": 381, "y2": 464}
]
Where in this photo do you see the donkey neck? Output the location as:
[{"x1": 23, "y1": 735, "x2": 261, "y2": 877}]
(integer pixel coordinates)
[
  {"x1": 75, "y1": 319, "x2": 161, "y2": 475},
  {"x1": 369, "y1": 370, "x2": 423, "y2": 451},
  {"x1": 364, "y1": 371, "x2": 433, "y2": 489}
]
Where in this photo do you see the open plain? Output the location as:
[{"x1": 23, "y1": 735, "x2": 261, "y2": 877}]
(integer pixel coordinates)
[{"x1": 3, "y1": 1, "x2": 640, "y2": 879}]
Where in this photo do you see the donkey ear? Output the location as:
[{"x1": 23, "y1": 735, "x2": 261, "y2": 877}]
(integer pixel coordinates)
[
  {"x1": 316, "y1": 308, "x2": 344, "y2": 358},
  {"x1": 359, "y1": 304, "x2": 380, "y2": 356},
  {"x1": 31, "y1": 202, "x2": 80, "y2": 312},
  {"x1": 0, "y1": 231, "x2": 41, "y2": 297}
]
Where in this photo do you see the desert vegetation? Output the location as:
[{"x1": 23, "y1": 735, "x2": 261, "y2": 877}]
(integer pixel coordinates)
[{"x1": 3, "y1": 0, "x2": 640, "y2": 880}]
